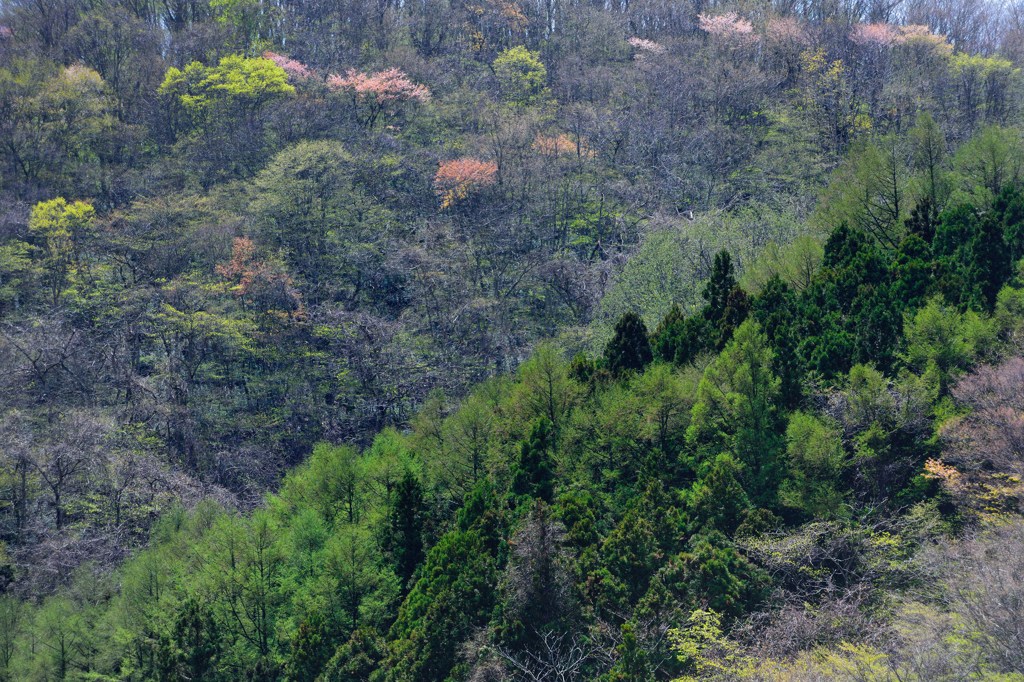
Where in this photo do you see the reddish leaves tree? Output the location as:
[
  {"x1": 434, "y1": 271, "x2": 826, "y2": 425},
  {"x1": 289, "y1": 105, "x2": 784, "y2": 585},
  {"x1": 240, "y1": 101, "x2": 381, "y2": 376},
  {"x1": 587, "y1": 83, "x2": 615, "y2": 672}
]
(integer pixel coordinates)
[
  {"x1": 434, "y1": 158, "x2": 499, "y2": 209},
  {"x1": 532, "y1": 133, "x2": 595, "y2": 159},
  {"x1": 217, "y1": 237, "x2": 303, "y2": 317}
]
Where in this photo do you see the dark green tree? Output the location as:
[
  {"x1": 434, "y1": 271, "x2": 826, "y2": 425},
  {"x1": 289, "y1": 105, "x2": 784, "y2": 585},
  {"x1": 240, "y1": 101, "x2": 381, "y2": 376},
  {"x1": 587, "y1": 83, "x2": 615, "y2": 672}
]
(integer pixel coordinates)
[
  {"x1": 172, "y1": 597, "x2": 221, "y2": 682},
  {"x1": 996, "y1": 184, "x2": 1024, "y2": 262},
  {"x1": 688, "y1": 454, "x2": 751, "y2": 536},
  {"x1": 716, "y1": 285, "x2": 751, "y2": 350},
  {"x1": 285, "y1": 615, "x2": 330, "y2": 682},
  {"x1": 703, "y1": 250, "x2": 738, "y2": 323},
  {"x1": 321, "y1": 627, "x2": 383, "y2": 682},
  {"x1": 603, "y1": 622, "x2": 653, "y2": 681},
  {"x1": 893, "y1": 234, "x2": 934, "y2": 310},
  {"x1": 605, "y1": 312, "x2": 653, "y2": 376},
  {"x1": 385, "y1": 471, "x2": 426, "y2": 588},
  {"x1": 382, "y1": 529, "x2": 498, "y2": 682},
  {"x1": 972, "y1": 212, "x2": 1012, "y2": 310},
  {"x1": 653, "y1": 305, "x2": 712, "y2": 367},
  {"x1": 511, "y1": 417, "x2": 555, "y2": 502},
  {"x1": 905, "y1": 197, "x2": 939, "y2": 243},
  {"x1": 677, "y1": 531, "x2": 768, "y2": 619},
  {"x1": 751, "y1": 276, "x2": 803, "y2": 407}
]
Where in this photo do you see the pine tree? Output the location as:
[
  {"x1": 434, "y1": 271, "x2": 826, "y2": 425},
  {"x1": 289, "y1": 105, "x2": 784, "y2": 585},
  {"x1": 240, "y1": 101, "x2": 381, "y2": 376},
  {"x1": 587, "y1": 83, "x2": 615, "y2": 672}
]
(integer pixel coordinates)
[
  {"x1": 716, "y1": 285, "x2": 751, "y2": 350},
  {"x1": 652, "y1": 304, "x2": 713, "y2": 367},
  {"x1": 172, "y1": 597, "x2": 221, "y2": 682},
  {"x1": 905, "y1": 197, "x2": 938, "y2": 243},
  {"x1": 996, "y1": 184, "x2": 1024, "y2": 262},
  {"x1": 688, "y1": 454, "x2": 750, "y2": 535}
]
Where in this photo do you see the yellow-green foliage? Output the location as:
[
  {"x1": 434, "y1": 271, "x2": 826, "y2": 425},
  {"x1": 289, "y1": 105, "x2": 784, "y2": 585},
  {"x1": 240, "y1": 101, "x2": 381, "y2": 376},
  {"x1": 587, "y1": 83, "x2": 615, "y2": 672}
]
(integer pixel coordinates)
[
  {"x1": 159, "y1": 54, "x2": 294, "y2": 113},
  {"x1": 493, "y1": 46, "x2": 548, "y2": 105}
]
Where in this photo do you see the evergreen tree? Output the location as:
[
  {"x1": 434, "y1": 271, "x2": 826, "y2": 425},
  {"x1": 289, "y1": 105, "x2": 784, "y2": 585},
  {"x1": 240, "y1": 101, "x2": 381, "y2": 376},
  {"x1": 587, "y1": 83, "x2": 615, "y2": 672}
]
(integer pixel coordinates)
[
  {"x1": 653, "y1": 305, "x2": 712, "y2": 367},
  {"x1": 972, "y1": 212, "x2": 1012, "y2": 310},
  {"x1": 385, "y1": 471, "x2": 425, "y2": 588},
  {"x1": 688, "y1": 320, "x2": 785, "y2": 506},
  {"x1": 512, "y1": 417, "x2": 555, "y2": 502},
  {"x1": 286, "y1": 616, "x2": 330, "y2": 682},
  {"x1": 688, "y1": 454, "x2": 750, "y2": 535},
  {"x1": 716, "y1": 285, "x2": 751, "y2": 350},
  {"x1": 677, "y1": 531, "x2": 768, "y2": 619},
  {"x1": 905, "y1": 197, "x2": 938, "y2": 243},
  {"x1": 996, "y1": 184, "x2": 1024, "y2": 262},
  {"x1": 605, "y1": 312, "x2": 653, "y2": 376},
  {"x1": 703, "y1": 250, "x2": 738, "y2": 323},
  {"x1": 604, "y1": 622, "x2": 653, "y2": 681},
  {"x1": 172, "y1": 597, "x2": 221, "y2": 682},
  {"x1": 752, "y1": 276, "x2": 803, "y2": 407},
  {"x1": 321, "y1": 627, "x2": 383, "y2": 682},
  {"x1": 382, "y1": 529, "x2": 497, "y2": 682},
  {"x1": 893, "y1": 234, "x2": 934, "y2": 310}
]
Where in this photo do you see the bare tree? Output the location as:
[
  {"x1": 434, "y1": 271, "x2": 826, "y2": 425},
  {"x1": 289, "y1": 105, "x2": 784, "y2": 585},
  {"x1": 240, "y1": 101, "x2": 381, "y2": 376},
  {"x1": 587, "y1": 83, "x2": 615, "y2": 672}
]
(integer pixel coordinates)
[
  {"x1": 945, "y1": 356, "x2": 1024, "y2": 477},
  {"x1": 494, "y1": 629, "x2": 607, "y2": 682}
]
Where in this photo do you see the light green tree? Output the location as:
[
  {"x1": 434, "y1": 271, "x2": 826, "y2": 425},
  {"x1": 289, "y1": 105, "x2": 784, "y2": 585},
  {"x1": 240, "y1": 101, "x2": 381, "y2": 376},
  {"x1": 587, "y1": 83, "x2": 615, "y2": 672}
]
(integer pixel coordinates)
[
  {"x1": 28, "y1": 197, "x2": 95, "y2": 305},
  {"x1": 687, "y1": 320, "x2": 783, "y2": 503},
  {"x1": 779, "y1": 412, "x2": 847, "y2": 518},
  {"x1": 493, "y1": 46, "x2": 548, "y2": 105}
]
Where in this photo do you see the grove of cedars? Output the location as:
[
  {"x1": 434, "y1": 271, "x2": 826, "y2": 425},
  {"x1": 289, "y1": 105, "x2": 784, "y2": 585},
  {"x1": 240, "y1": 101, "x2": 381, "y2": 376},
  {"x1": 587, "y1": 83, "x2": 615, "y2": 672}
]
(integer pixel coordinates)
[{"x1": 2, "y1": 0, "x2": 1024, "y2": 680}]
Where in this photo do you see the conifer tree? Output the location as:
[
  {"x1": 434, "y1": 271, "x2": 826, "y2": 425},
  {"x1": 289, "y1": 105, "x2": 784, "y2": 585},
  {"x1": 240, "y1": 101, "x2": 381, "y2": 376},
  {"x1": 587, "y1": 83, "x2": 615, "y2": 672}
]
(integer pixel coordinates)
[
  {"x1": 703, "y1": 251, "x2": 738, "y2": 323},
  {"x1": 386, "y1": 471, "x2": 425, "y2": 587},
  {"x1": 605, "y1": 312, "x2": 653, "y2": 376},
  {"x1": 604, "y1": 622, "x2": 653, "y2": 681},
  {"x1": 512, "y1": 417, "x2": 555, "y2": 502}
]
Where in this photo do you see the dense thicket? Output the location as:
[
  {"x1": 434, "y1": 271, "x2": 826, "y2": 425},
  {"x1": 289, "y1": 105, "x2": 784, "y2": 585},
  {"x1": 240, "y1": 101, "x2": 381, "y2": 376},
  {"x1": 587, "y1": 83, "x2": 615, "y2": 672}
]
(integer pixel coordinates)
[
  {"x1": 6, "y1": 208, "x2": 1024, "y2": 680},
  {"x1": 3, "y1": 0, "x2": 1024, "y2": 679}
]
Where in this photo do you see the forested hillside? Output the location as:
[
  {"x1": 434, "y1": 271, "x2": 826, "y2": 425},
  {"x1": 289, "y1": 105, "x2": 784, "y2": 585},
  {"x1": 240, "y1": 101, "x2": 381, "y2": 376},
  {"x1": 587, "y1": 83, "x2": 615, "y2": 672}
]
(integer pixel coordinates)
[{"x1": 2, "y1": 0, "x2": 1024, "y2": 680}]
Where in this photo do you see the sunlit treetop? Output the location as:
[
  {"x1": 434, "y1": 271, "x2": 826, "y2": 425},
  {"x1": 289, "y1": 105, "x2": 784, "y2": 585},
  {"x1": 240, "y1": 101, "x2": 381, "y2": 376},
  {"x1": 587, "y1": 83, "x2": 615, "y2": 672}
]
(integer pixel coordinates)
[
  {"x1": 158, "y1": 54, "x2": 295, "y2": 112},
  {"x1": 493, "y1": 46, "x2": 548, "y2": 105}
]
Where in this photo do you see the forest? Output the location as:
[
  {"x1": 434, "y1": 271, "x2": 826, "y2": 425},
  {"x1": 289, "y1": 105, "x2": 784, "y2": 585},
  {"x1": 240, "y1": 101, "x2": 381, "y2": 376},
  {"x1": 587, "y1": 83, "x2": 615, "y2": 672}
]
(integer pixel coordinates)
[{"x1": 1, "y1": 0, "x2": 1024, "y2": 679}]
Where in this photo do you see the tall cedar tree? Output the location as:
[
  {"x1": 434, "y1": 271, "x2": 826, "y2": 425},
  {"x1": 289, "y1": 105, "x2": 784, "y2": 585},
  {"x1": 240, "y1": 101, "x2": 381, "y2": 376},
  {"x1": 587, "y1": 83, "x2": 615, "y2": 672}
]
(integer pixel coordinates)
[
  {"x1": 512, "y1": 417, "x2": 556, "y2": 502},
  {"x1": 605, "y1": 312, "x2": 653, "y2": 376},
  {"x1": 386, "y1": 471, "x2": 426, "y2": 588},
  {"x1": 703, "y1": 251, "x2": 738, "y2": 323}
]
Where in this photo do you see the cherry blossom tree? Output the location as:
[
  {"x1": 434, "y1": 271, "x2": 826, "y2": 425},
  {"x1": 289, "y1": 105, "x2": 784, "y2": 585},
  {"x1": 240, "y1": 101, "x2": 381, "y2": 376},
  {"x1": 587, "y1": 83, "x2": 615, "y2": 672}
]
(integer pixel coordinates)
[
  {"x1": 327, "y1": 67, "x2": 430, "y2": 128},
  {"x1": 850, "y1": 22, "x2": 901, "y2": 47},
  {"x1": 698, "y1": 13, "x2": 755, "y2": 43},
  {"x1": 262, "y1": 51, "x2": 314, "y2": 81},
  {"x1": 627, "y1": 36, "x2": 666, "y2": 61}
]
